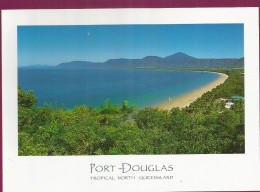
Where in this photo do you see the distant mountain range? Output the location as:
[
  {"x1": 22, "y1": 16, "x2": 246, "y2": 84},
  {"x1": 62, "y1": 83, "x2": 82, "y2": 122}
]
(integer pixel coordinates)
[
  {"x1": 20, "y1": 64, "x2": 54, "y2": 69},
  {"x1": 20, "y1": 52, "x2": 244, "y2": 69}
]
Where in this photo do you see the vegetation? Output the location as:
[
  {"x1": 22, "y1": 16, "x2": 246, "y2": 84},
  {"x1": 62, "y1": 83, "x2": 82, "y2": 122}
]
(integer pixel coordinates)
[{"x1": 18, "y1": 69, "x2": 244, "y2": 155}]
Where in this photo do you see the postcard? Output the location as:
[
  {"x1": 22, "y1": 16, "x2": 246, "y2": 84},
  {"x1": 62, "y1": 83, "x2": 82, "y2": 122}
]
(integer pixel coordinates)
[{"x1": 2, "y1": 8, "x2": 260, "y2": 191}]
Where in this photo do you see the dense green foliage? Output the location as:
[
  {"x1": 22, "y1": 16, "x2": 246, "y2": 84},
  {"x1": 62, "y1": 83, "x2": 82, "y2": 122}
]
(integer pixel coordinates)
[{"x1": 18, "y1": 69, "x2": 244, "y2": 155}]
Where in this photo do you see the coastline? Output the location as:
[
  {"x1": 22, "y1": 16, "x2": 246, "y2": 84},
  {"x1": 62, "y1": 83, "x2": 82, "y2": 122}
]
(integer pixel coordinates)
[{"x1": 156, "y1": 72, "x2": 229, "y2": 110}]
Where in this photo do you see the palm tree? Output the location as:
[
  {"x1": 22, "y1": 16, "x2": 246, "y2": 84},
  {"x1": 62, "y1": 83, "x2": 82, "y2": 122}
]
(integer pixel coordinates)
[
  {"x1": 100, "y1": 99, "x2": 120, "y2": 114},
  {"x1": 122, "y1": 100, "x2": 137, "y2": 113}
]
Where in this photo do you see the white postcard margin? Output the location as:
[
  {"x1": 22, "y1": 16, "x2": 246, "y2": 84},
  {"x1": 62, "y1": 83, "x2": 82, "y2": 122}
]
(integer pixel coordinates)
[{"x1": 2, "y1": 8, "x2": 260, "y2": 192}]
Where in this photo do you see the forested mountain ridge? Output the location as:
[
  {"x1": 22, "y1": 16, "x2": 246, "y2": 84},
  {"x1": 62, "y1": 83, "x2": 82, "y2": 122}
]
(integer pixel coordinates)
[{"x1": 21, "y1": 52, "x2": 244, "y2": 69}]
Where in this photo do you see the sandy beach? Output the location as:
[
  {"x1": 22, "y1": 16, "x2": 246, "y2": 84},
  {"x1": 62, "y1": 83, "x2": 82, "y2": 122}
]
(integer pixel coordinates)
[{"x1": 157, "y1": 72, "x2": 229, "y2": 110}]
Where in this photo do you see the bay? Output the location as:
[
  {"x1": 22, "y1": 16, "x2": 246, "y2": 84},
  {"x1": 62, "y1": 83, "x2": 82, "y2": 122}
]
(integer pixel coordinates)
[{"x1": 18, "y1": 68, "x2": 219, "y2": 109}]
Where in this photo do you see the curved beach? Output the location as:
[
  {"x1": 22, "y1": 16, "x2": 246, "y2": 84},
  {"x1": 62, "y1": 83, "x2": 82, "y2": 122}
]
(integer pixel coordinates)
[{"x1": 157, "y1": 72, "x2": 228, "y2": 110}]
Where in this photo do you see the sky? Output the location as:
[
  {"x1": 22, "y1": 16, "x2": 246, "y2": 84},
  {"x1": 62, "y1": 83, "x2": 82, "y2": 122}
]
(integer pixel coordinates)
[{"x1": 18, "y1": 24, "x2": 244, "y2": 66}]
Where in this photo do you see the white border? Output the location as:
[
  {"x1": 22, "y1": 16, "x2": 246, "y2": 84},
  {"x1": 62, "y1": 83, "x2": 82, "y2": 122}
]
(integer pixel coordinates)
[{"x1": 2, "y1": 8, "x2": 260, "y2": 192}]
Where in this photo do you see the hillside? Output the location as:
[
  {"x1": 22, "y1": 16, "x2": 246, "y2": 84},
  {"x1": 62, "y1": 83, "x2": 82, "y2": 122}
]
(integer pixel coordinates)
[
  {"x1": 101, "y1": 52, "x2": 243, "y2": 68},
  {"x1": 19, "y1": 65, "x2": 53, "y2": 69},
  {"x1": 21, "y1": 52, "x2": 244, "y2": 69}
]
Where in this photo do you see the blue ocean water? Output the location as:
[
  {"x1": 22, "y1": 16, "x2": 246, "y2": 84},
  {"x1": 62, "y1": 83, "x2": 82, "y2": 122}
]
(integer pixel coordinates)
[{"x1": 18, "y1": 68, "x2": 219, "y2": 109}]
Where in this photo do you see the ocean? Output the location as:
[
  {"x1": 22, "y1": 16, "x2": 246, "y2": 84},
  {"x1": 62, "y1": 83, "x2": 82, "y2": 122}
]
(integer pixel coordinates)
[{"x1": 18, "y1": 68, "x2": 219, "y2": 109}]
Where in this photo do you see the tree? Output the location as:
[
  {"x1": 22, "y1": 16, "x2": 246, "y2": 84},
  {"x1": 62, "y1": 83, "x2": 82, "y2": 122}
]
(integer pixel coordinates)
[
  {"x1": 99, "y1": 99, "x2": 120, "y2": 114},
  {"x1": 122, "y1": 100, "x2": 137, "y2": 113},
  {"x1": 18, "y1": 85, "x2": 37, "y2": 108}
]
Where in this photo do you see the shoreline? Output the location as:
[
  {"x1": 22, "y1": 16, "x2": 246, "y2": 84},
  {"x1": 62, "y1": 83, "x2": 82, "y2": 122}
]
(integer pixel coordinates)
[{"x1": 156, "y1": 72, "x2": 229, "y2": 110}]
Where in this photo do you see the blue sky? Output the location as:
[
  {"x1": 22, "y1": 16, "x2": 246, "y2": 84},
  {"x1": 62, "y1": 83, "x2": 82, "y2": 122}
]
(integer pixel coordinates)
[{"x1": 18, "y1": 24, "x2": 244, "y2": 66}]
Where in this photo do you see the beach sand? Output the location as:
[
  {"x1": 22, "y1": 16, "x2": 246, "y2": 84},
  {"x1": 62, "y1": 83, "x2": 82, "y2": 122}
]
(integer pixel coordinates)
[{"x1": 156, "y1": 72, "x2": 228, "y2": 110}]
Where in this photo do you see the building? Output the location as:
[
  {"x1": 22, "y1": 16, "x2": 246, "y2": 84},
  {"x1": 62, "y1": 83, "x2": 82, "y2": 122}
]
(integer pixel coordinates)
[{"x1": 225, "y1": 101, "x2": 234, "y2": 109}]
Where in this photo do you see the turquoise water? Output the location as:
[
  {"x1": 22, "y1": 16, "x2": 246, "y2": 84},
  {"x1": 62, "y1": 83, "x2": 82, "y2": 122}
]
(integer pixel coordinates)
[{"x1": 18, "y1": 68, "x2": 219, "y2": 109}]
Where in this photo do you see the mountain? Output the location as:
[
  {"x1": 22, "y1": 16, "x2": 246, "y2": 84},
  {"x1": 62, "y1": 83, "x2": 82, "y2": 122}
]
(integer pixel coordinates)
[
  {"x1": 164, "y1": 52, "x2": 197, "y2": 62},
  {"x1": 40, "y1": 52, "x2": 244, "y2": 69},
  {"x1": 56, "y1": 61, "x2": 99, "y2": 69},
  {"x1": 19, "y1": 65, "x2": 53, "y2": 69},
  {"x1": 101, "y1": 52, "x2": 244, "y2": 69}
]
